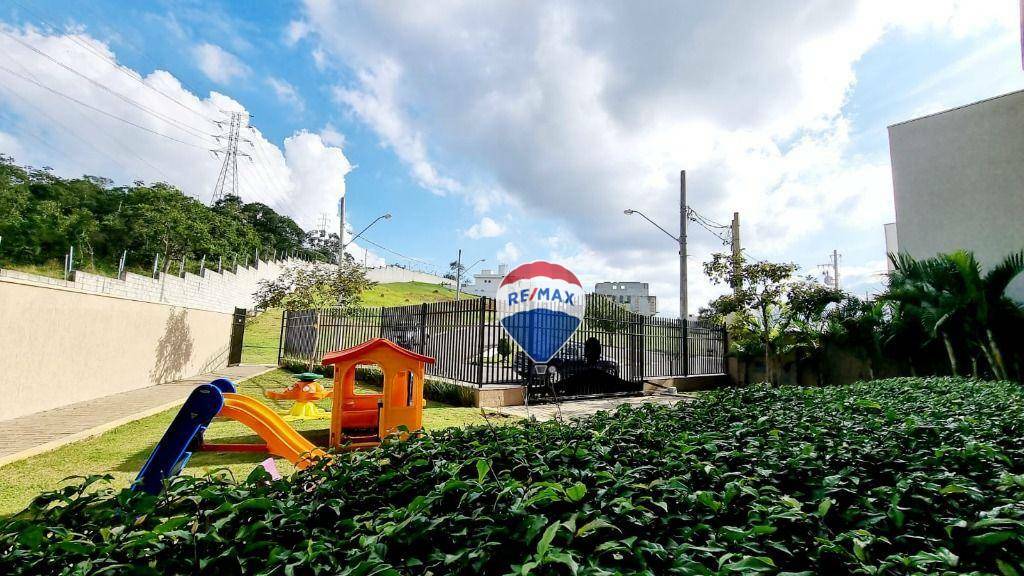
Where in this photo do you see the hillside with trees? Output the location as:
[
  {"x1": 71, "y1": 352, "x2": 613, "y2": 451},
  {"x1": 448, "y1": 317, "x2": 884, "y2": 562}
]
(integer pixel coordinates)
[{"x1": 0, "y1": 155, "x2": 342, "y2": 276}]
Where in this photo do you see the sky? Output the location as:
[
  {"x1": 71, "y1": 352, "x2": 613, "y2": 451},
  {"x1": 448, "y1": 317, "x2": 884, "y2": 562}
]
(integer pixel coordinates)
[{"x1": 0, "y1": 0, "x2": 1021, "y2": 317}]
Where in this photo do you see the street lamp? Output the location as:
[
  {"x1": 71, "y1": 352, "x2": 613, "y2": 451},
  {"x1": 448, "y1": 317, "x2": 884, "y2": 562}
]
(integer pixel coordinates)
[
  {"x1": 456, "y1": 257, "x2": 486, "y2": 301},
  {"x1": 341, "y1": 213, "x2": 392, "y2": 264},
  {"x1": 625, "y1": 171, "x2": 688, "y2": 375}
]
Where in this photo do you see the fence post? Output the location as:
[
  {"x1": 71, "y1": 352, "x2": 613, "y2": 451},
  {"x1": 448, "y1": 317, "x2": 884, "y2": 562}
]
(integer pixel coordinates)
[
  {"x1": 721, "y1": 325, "x2": 729, "y2": 376},
  {"x1": 682, "y1": 317, "x2": 690, "y2": 377},
  {"x1": 418, "y1": 303, "x2": 427, "y2": 355},
  {"x1": 476, "y1": 298, "x2": 486, "y2": 387},
  {"x1": 638, "y1": 313, "x2": 646, "y2": 382},
  {"x1": 278, "y1": 309, "x2": 288, "y2": 366}
]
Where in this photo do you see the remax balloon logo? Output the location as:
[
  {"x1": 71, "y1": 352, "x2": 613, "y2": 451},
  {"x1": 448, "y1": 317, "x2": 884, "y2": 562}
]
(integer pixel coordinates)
[{"x1": 496, "y1": 261, "x2": 585, "y2": 364}]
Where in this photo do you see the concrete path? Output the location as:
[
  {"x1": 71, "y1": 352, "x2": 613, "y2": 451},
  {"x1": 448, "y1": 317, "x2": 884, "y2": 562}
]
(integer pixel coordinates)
[
  {"x1": 486, "y1": 392, "x2": 696, "y2": 422},
  {"x1": 0, "y1": 364, "x2": 276, "y2": 467}
]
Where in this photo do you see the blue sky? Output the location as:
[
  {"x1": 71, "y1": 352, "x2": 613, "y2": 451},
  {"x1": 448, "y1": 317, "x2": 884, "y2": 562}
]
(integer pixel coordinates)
[{"x1": 0, "y1": 0, "x2": 1020, "y2": 315}]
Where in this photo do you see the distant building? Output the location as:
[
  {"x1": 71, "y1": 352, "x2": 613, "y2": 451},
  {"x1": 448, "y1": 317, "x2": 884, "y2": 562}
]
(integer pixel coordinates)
[
  {"x1": 886, "y1": 89, "x2": 1024, "y2": 301},
  {"x1": 594, "y1": 281, "x2": 657, "y2": 316},
  {"x1": 462, "y1": 264, "x2": 509, "y2": 298}
]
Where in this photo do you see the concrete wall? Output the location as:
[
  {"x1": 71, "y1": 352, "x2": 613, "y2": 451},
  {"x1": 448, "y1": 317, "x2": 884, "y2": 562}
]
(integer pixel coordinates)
[
  {"x1": 888, "y1": 90, "x2": 1024, "y2": 301},
  {"x1": 365, "y1": 265, "x2": 453, "y2": 287},
  {"x1": 0, "y1": 278, "x2": 234, "y2": 421}
]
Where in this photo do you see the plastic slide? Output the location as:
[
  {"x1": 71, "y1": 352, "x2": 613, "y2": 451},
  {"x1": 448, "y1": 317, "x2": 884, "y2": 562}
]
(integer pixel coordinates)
[
  {"x1": 219, "y1": 393, "x2": 328, "y2": 469},
  {"x1": 133, "y1": 384, "x2": 224, "y2": 494}
]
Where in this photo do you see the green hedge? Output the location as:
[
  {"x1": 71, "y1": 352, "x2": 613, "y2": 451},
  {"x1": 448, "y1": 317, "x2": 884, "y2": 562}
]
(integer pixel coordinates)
[{"x1": 2, "y1": 377, "x2": 1023, "y2": 574}]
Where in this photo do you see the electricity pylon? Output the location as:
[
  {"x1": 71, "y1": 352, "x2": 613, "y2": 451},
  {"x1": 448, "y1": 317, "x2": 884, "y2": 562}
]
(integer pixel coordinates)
[{"x1": 210, "y1": 111, "x2": 251, "y2": 204}]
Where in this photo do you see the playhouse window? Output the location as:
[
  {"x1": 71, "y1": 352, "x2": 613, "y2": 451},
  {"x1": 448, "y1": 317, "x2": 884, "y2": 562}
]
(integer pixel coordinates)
[{"x1": 353, "y1": 362, "x2": 385, "y2": 394}]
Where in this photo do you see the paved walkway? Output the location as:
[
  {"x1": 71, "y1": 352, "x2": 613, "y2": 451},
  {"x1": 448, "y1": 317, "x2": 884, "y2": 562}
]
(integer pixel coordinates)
[
  {"x1": 486, "y1": 392, "x2": 696, "y2": 422},
  {"x1": 0, "y1": 364, "x2": 275, "y2": 467}
]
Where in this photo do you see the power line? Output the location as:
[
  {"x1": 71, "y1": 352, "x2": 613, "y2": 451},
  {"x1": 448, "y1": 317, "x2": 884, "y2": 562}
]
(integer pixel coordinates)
[
  {"x1": 0, "y1": 64, "x2": 211, "y2": 150},
  {"x1": 358, "y1": 236, "x2": 437, "y2": 270},
  {"x1": 8, "y1": 0, "x2": 220, "y2": 125},
  {"x1": 1, "y1": 58, "x2": 173, "y2": 181},
  {"x1": 2, "y1": 30, "x2": 218, "y2": 144}
]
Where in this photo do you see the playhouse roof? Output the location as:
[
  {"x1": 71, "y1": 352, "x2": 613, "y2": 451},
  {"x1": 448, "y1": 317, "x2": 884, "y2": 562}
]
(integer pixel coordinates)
[{"x1": 321, "y1": 338, "x2": 436, "y2": 366}]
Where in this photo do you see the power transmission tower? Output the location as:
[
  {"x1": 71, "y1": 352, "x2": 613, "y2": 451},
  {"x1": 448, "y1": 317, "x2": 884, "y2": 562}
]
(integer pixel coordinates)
[
  {"x1": 210, "y1": 111, "x2": 251, "y2": 204},
  {"x1": 316, "y1": 213, "x2": 330, "y2": 237}
]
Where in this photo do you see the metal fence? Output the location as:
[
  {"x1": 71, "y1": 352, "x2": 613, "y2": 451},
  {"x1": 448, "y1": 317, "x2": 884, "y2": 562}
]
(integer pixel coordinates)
[{"x1": 279, "y1": 295, "x2": 726, "y2": 397}]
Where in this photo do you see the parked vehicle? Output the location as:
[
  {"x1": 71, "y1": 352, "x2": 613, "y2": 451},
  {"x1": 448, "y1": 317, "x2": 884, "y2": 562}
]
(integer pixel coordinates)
[{"x1": 513, "y1": 342, "x2": 620, "y2": 384}]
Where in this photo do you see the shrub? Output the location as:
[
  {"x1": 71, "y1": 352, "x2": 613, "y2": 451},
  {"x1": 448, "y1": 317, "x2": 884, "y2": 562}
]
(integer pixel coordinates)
[
  {"x1": 424, "y1": 379, "x2": 477, "y2": 407},
  {"x1": 2, "y1": 377, "x2": 1023, "y2": 574}
]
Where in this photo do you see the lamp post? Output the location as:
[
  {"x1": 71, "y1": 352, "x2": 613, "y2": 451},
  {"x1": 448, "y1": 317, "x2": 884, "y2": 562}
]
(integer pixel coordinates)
[
  {"x1": 456, "y1": 257, "x2": 486, "y2": 301},
  {"x1": 340, "y1": 213, "x2": 392, "y2": 265},
  {"x1": 625, "y1": 170, "x2": 688, "y2": 375}
]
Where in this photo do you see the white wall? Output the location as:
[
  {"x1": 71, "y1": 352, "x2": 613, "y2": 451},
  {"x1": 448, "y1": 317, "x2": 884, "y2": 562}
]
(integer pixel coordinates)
[
  {"x1": 0, "y1": 258, "x2": 297, "y2": 314},
  {"x1": 365, "y1": 265, "x2": 453, "y2": 286},
  {"x1": 888, "y1": 90, "x2": 1024, "y2": 302}
]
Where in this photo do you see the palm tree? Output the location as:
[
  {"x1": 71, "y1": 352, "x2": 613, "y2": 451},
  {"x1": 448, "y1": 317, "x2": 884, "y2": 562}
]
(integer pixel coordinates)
[{"x1": 884, "y1": 250, "x2": 1024, "y2": 380}]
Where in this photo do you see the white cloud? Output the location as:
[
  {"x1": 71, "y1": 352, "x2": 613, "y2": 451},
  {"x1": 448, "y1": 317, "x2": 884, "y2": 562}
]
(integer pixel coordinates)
[
  {"x1": 465, "y1": 216, "x2": 505, "y2": 239},
  {"x1": 192, "y1": 42, "x2": 249, "y2": 84},
  {"x1": 266, "y1": 76, "x2": 305, "y2": 112},
  {"x1": 283, "y1": 20, "x2": 311, "y2": 46},
  {"x1": 497, "y1": 242, "x2": 521, "y2": 264},
  {"x1": 0, "y1": 25, "x2": 348, "y2": 235},
  {"x1": 332, "y1": 59, "x2": 462, "y2": 196},
  {"x1": 319, "y1": 123, "x2": 346, "y2": 147},
  {"x1": 300, "y1": 0, "x2": 1013, "y2": 313}
]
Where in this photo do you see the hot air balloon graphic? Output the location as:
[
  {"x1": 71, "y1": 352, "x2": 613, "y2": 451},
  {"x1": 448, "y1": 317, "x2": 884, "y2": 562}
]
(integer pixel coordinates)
[{"x1": 496, "y1": 261, "x2": 585, "y2": 364}]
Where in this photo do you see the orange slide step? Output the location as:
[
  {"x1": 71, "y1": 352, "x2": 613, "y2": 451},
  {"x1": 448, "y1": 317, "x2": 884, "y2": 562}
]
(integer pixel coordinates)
[{"x1": 217, "y1": 393, "x2": 328, "y2": 469}]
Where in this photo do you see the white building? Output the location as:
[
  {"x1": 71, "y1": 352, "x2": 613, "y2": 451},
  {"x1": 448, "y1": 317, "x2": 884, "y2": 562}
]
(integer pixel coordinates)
[
  {"x1": 594, "y1": 281, "x2": 658, "y2": 316},
  {"x1": 885, "y1": 90, "x2": 1024, "y2": 301},
  {"x1": 462, "y1": 264, "x2": 509, "y2": 298}
]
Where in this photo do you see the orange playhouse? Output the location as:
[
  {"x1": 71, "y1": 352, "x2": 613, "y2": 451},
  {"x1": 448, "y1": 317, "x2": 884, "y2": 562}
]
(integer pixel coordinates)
[{"x1": 322, "y1": 338, "x2": 436, "y2": 449}]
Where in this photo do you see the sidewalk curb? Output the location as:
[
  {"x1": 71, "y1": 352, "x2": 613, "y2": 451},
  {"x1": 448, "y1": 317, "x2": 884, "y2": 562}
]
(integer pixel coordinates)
[{"x1": 0, "y1": 365, "x2": 277, "y2": 468}]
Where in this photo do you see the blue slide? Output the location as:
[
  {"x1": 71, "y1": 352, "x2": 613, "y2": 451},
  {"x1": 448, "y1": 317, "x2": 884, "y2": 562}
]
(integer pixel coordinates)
[{"x1": 133, "y1": 378, "x2": 237, "y2": 494}]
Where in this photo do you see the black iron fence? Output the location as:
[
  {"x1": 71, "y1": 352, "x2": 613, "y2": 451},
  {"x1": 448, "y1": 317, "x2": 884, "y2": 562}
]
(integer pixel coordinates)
[{"x1": 279, "y1": 295, "x2": 726, "y2": 398}]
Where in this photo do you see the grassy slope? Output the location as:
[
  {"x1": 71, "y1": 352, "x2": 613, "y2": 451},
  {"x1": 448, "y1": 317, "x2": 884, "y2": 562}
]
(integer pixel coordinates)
[
  {"x1": 241, "y1": 308, "x2": 285, "y2": 364},
  {"x1": 0, "y1": 368, "x2": 505, "y2": 517},
  {"x1": 242, "y1": 283, "x2": 468, "y2": 364}
]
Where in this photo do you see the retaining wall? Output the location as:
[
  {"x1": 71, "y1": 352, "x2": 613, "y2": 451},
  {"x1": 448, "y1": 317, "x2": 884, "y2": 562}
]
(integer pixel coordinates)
[
  {"x1": 365, "y1": 266, "x2": 453, "y2": 286},
  {"x1": 0, "y1": 258, "x2": 296, "y2": 314}
]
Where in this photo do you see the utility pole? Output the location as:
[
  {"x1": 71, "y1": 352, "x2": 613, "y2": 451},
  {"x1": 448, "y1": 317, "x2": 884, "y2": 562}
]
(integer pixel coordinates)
[
  {"x1": 337, "y1": 195, "x2": 346, "y2": 266},
  {"x1": 455, "y1": 249, "x2": 463, "y2": 301},
  {"x1": 730, "y1": 211, "x2": 741, "y2": 290},
  {"x1": 210, "y1": 111, "x2": 251, "y2": 205},
  {"x1": 818, "y1": 250, "x2": 841, "y2": 290},
  {"x1": 832, "y1": 249, "x2": 840, "y2": 290},
  {"x1": 680, "y1": 170, "x2": 689, "y2": 377}
]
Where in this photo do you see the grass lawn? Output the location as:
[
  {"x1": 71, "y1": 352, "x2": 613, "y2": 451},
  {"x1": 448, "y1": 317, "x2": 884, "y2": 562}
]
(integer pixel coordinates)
[
  {"x1": 242, "y1": 308, "x2": 284, "y2": 364},
  {"x1": 0, "y1": 368, "x2": 507, "y2": 517}
]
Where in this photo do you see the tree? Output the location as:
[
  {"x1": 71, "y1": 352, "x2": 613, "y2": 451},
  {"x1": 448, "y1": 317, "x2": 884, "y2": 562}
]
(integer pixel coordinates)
[
  {"x1": 444, "y1": 259, "x2": 466, "y2": 283},
  {"x1": 883, "y1": 250, "x2": 1024, "y2": 380},
  {"x1": 254, "y1": 261, "x2": 371, "y2": 311},
  {"x1": 783, "y1": 280, "x2": 844, "y2": 384},
  {"x1": 0, "y1": 155, "x2": 313, "y2": 275},
  {"x1": 254, "y1": 261, "x2": 374, "y2": 370},
  {"x1": 704, "y1": 253, "x2": 798, "y2": 384}
]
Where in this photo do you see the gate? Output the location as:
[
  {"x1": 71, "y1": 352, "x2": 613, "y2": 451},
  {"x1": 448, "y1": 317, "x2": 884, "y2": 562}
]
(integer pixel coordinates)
[{"x1": 279, "y1": 295, "x2": 726, "y2": 402}]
